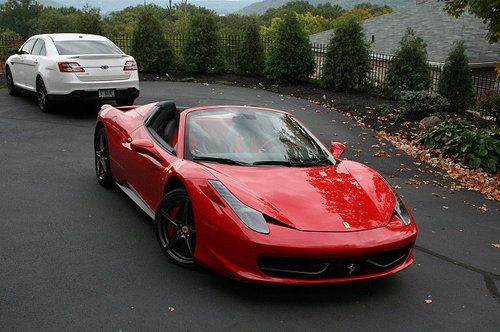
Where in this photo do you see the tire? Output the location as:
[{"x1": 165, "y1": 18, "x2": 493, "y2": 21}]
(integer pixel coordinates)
[
  {"x1": 36, "y1": 77, "x2": 54, "y2": 113},
  {"x1": 94, "y1": 126, "x2": 114, "y2": 187},
  {"x1": 116, "y1": 98, "x2": 135, "y2": 106},
  {"x1": 156, "y1": 188, "x2": 197, "y2": 267},
  {"x1": 6, "y1": 67, "x2": 20, "y2": 96}
]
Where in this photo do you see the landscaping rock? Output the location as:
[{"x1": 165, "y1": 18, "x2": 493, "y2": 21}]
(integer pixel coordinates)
[{"x1": 419, "y1": 116, "x2": 442, "y2": 129}]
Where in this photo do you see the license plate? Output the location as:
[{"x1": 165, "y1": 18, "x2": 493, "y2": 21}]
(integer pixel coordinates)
[{"x1": 98, "y1": 89, "x2": 115, "y2": 98}]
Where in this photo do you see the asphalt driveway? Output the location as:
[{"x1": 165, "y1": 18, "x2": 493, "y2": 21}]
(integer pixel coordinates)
[{"x1": 0, "y1": 81, "x2": 498, "y2": 331}]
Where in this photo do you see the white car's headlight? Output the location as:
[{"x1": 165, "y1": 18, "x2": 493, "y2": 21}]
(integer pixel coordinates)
[
  {"x1": 394, "y1": 194, "x2": 412, "y2": 225},
  {"x1": 209, "y1": 180, "x2": 270, "y2": 234}
]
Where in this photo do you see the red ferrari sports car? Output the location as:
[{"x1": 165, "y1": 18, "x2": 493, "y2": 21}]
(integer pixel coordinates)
[{"x1": 94, "y1": 101, "x2": 417, "y2": 284}]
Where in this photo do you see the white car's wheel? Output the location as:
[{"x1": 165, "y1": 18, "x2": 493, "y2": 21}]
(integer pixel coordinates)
[
  {"x1": 36, "y1": 77, "x2": 54, "y2": 113},
  {"x1": 6, "y1": 67, "x2": 20, "y2": 96}
]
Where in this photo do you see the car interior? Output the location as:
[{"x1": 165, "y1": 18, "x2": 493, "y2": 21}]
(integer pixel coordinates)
[{"x1": 145, "y1": 101, "x2": 183, "y2": 153}]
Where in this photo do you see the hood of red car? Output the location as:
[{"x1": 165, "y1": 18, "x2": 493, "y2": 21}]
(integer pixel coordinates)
[{"x1": 202, "y1": 160, "x2": 396, "y2": 232}]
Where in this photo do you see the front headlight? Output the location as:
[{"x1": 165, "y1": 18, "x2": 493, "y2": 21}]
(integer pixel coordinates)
[
  {"x1": 394, "y1": 194, "x2": 412, "y2": 225},
  {"x1": 209, "y1": 180, "x2": 270, "y2": 234}
]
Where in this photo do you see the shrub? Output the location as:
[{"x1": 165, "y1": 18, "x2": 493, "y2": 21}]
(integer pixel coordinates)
[
  {"x1": 419, "y1": 119, "x2": 473, "y2": 148},
  {"x1": 236, "y1": 19, "x2": 265, "y2": 76},
  {"x1": 477, "y1": 90, "x2": 499, "y2": 124},
  {"x1": 131, "y1": 7, "x2": 173, "y2": 73},
  {"x1": 182, "y1": 11, "x2": 222, "y2": 73},
  {"x1": 400, "y1": 91, "x2": 449, "y2": 120},
  {"x1": 438, "y1": 41, "x2": 474, "y2": 113},
  {"x1": 375, "y1": 103, "x2": 391, "y2": 115},
  {"x1": 0, "y1": 29, "x2": 20, "y2": 62},
  {"x1": 386, "y1": 28, "x2": 432, "y2": 95},
  {"x1": 419, "y1": 119, "x2": 500, "y2": 173},
  {"x1": 265, "y1": 13, "x2": 315, "y2": 83},
  {"x1": 321, "y1": 17, "x2": 370, "y2": 91}
]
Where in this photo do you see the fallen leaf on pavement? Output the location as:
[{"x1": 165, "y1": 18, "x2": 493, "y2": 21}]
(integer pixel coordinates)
[
  {"x1": 374, "y1": 150, "x2": 389, "y2": 157},
  {"x1": 424, "y1": 299, "x2": 433, "y2": 304}
]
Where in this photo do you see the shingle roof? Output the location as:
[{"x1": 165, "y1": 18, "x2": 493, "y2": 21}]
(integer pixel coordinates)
[{"x1": 309, "y1": 0, "x2": 500, "y2": 65}]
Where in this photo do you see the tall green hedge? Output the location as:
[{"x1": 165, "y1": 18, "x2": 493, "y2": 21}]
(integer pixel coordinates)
[
  {"x1": 265, "y1": 13, "x2": 315, "y2": 83},
  {"x1": 182, "y1": 11, "x2": 222, "y2": 73},
  {"x1": 438, "y1": 41, "x2": 475, "y2": 113},
  {"x1": 321, "y1": 17, "x2": 370, "y2": 91},
  {"x1": 386, "y1": 28, "x2": 431, "y2": 95},
  {"x1": 236, "y1": 18, "x2": 265, "y2": 76},
  {"x1": 131, "y1": 7, "x2": 173, "y2": 73}
]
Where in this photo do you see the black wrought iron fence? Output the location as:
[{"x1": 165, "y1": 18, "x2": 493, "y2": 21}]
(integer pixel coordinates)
[{"x1": 1, "y1": 35, "x2": 498, "y2": 102}]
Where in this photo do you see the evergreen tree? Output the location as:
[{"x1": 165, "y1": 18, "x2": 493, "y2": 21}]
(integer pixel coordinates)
[
  {"x1": 438, "y1": 41, "x2": 475, "y2": 113},
  {"x1": 77, "y1": 6, "x2": 103, "y2": 35},
  {"x1": 321, "y1": 17, "x2": 370, "y2": 91},
  {"x1": 182, "y1": 11, "x2": 222, "y2": 73},
  {"x1": 386, "y1": 28, "x2": 431, "y2": 95},
  {"x1": 236, "y1": 18, "x2": 265, "y2": 76},
  {"x1": 131, "y1": 7, "x2": 173, "y2": 73},
  {"x1": 265, "y1": 13, "x2": 315, "y2": 83}
]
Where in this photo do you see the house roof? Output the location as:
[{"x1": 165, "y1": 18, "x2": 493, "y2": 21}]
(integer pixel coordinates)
[{"x1": 309, "y1": 0, "x2": 500, "y2": 65}]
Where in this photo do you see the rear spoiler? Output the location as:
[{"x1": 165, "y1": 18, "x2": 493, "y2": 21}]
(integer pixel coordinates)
[{"x1": 67, "y1": 54, "x2": 128, "y2": 59}]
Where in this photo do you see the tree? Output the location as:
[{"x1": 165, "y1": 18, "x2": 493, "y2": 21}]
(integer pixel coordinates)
[
  {"x1": 219, "y1": 14, "x2": 260, "y2": 35},
  {"x1": 312, "y1": 3, "x2": 344, "y2": 20},
  {"x1": 386, "y1": 28, "x2": 432, "y2": 95},
  {"x1": 321, "y1": 18, "x2": 370, "y2": 91},
  {"x1": 443, "y1": 0, "x2": 499, "y2": 43},
  {"x1": 77, "y1": 6, "x2": 102, "y2": 35},
  {"x1": 438, "y1": 41, "x2": 474, "y2": 113},
  {"x1": 31, "y1": 7, "x2": 79, "y2": 34},
  {"x1": 0, "y1": 0, "x2": 42, "y2": 37},
  {"x1": 131, "y1": 7, "x2": 173, "y2": 73},
  {"x1": 332, "y1": 4, "x2": 392, "y2": 28},
  {"x1": 236, "y1": 18, "x2": 264, "y2": 76},
  {"x1": 103, "y1": 4, "x2": 171, "y2": 36},
  {"x1": 182, "y1": 11, "x2": 222, "y2": 73},
  {"x1": 261, "y1": 1, "x2": 314, "y2": 24},
  {"x1": 265, "y1": 13, "x2": 314, "y2": 83}
]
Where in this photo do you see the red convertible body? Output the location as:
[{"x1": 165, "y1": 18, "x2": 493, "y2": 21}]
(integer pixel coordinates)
[{"x1": 95, "y1": 101, "x2": 417, "y2": 284}]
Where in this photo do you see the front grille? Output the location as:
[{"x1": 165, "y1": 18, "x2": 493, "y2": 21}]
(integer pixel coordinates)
[{"x1": 258, "y1": 245, "x2": 412, "y2": 279}]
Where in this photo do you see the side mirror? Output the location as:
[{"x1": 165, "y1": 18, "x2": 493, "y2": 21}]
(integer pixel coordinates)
[
  {"x1": 329, "y1": 142, "x2": 346, "y2": 160},
  {"x1": 130, "y1": 139, "x2": 165, "y2": 164}
]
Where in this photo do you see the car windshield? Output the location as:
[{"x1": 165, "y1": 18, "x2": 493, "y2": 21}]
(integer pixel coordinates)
[
  {"x1": 185, "y1": 108, "x2": 335, "y2": 166},
  {"x1": 54, "y1": 40, "x2": 122, "y2": 55}
]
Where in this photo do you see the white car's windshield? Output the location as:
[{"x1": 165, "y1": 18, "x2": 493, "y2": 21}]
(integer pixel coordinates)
[
  {"x1": 185, "y1": 108, "x2": 335, "y2": 166},
  {"x1": 54, "y1": 40, "x2": 122, "y2": 55}
]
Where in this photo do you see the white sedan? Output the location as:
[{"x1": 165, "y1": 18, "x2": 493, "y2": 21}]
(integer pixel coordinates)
[{"x1": 5, "y1": 33, "x2": 140, "y2": 112}]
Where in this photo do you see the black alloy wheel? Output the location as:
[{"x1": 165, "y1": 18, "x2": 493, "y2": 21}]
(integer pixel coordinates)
[
  {"x1": 6, "y1": 67, "x2": 19, "y2": 96},
  {"x1": 94, "y1": 127, "x2": 114, "y2": 187},
  {"x1": 36, "y1": 77, "x2": 53, "y2": 113},
  {"x1": 156, "y1": 188, "x2": 197, "y2": 267}
]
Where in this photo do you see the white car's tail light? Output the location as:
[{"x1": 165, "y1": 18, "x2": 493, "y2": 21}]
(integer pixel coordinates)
[
  {"x1": 123, "y1": 60, "x2": 138, "y2": 71},
  {"x1": 58, "y1": 62, "x2": 85, "y2": 73}
]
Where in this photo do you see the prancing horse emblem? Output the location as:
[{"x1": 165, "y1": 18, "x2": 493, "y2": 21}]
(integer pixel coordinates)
[
  {"x1": 347, "y1": 263, "x2": 356, "y2": 275},
  {"x1": 101, "y1": 65, "x2": 109, "y2": 70}
]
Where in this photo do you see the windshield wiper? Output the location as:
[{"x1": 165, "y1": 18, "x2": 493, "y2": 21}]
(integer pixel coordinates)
[
  {"x1": 252, "y1": 160, "x2": 293, "y2": 166},
  {"x1": 192, "y1": 156, "x2": 250, "y2": 166},
  {"x1": 253, "y1": 158, "x2": 332, "y2": 167}
]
